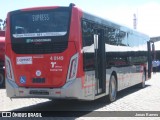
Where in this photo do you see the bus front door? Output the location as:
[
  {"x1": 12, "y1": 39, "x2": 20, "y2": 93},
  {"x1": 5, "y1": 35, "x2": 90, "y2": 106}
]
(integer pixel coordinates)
[{"x1": 94, "y1": 29, "x2": 106, "y2": 95}]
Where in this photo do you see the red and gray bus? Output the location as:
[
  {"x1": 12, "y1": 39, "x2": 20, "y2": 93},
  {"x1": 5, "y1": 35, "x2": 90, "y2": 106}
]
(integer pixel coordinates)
[{"x1": 5, "y1": 4, "x2": 152, "y2": 102}]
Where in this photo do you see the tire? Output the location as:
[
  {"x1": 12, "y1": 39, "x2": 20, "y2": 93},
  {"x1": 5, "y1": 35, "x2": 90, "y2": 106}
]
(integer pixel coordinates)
[
  {"x1": 0, "y1": 69, "x2": 5, "y2": 88},
  {"x1": 108, "y1": 75, "x2": 117, "y2": 102}
]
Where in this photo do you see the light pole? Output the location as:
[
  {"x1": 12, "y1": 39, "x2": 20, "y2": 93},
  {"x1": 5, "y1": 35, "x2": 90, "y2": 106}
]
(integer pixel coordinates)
[{"x1": 133, "y1": 14, "x2": 137, "y2": 30}]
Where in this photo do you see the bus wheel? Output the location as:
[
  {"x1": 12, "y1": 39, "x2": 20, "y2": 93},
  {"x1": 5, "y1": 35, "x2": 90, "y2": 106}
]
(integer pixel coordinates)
[
  {"x1": 0, "y1": 70, "x2": 5, "y2": 88},
  {"x1": 108, "y1": 75, "x2": 117, "y2": 102}
]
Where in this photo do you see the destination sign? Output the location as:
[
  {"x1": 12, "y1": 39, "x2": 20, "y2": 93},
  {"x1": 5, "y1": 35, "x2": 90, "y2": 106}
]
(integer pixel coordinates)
[{"x1": 32, "y1": 14, "x2": 49, "y2": 22}]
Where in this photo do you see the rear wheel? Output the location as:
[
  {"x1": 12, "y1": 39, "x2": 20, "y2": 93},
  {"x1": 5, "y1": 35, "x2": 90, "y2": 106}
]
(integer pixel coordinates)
[{"x1": 108, "y1": 75, "x2": 117, "y2": 102}]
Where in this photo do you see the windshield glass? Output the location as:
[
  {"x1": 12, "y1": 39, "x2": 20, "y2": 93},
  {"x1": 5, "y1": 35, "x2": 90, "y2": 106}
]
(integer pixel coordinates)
[
  {"x1": 10, "y1": 8, "x2": 70, "y2": 54},
  {"x1": 11, "y1": 9, "x2": 69, "y2": 38}
]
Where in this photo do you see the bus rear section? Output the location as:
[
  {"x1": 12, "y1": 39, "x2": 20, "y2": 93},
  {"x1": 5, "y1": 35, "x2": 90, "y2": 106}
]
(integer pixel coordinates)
[
  {"x1": 5, "y1": 4, "x2": 151, "y2": 102},
  {"x1": 5, "y1": 5, "x2": 86, "y2": 100}
]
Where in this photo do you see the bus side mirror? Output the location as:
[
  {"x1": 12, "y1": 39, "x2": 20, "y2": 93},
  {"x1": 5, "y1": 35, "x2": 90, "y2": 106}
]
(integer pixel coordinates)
[{"x1": 94, "y1": 34, "x2": 98, "y2": 49}]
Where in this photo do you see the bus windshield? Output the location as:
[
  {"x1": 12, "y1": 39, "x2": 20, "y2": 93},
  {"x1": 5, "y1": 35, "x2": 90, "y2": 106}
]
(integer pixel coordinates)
[
  {"x1": 11, "y1": 9, "x2": 69, "y2": 38},
  {"x1": 10, "y1": 8, "x2": 70, "y2": 54}
]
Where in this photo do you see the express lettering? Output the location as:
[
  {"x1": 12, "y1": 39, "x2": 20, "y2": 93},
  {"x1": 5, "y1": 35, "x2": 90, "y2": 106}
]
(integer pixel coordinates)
[{"x1": 32, "y1": 14, "x2": 49, "y2": 22}]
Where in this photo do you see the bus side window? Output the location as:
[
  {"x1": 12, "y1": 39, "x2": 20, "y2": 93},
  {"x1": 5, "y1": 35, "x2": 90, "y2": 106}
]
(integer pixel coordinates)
[
  {"x1": 107, "y1": 28, "x2": 118, "y2": 45},
  {"x1": 82, "y1": 20, "x2": 94, "y2": 47},
  {"x1": 118, "y1": 31, "x2": 127, "y2": 46},
  {"x1": 82, "y1": 20, "x2": 95, "y2": 71}
]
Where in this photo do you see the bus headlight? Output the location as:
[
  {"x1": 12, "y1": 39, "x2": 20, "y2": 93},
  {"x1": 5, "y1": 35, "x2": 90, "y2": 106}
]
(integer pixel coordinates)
[
  {"x1": 5, "y1": 55, "x2": 14, "y2": 81},
  {"x1": 67, "y1": 53, "x2": 78, "y2": 82}
]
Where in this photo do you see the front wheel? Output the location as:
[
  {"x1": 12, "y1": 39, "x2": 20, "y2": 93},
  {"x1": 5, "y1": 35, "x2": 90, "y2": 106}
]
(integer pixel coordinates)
[{"x1": 108, "y1": 75, "x2": 117, "y2": 102}]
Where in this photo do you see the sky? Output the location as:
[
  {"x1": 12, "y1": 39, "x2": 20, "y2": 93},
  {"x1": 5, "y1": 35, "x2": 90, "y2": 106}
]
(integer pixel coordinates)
[{"x1": 0, "y1": 0, "x2": 160, "y2": 37}]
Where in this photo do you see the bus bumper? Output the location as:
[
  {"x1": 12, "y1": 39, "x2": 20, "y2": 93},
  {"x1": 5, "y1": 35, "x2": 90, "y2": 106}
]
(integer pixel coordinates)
[{"x1": 5, "y1": 78, "x2": 94, "y2": 100}]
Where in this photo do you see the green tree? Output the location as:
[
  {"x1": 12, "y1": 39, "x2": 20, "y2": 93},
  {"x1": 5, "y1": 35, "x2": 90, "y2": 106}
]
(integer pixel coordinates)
[
  {"x1": 0, "y1": 19, "x2": 5, "y2": 30},
  {"x1": 0, "y1": 19, "x2": 3, "y2": 30}
]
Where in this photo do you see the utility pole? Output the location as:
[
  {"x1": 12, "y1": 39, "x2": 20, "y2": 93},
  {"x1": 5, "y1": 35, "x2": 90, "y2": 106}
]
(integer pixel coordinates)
[{"x1": 133, "y1": 13, "x2": 137, "y2": 30}]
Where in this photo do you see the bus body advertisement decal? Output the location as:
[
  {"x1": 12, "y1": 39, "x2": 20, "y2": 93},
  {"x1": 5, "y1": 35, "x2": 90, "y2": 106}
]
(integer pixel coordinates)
[{"x1": 16, "y1": 57, "x2": 32, "y2": 65}]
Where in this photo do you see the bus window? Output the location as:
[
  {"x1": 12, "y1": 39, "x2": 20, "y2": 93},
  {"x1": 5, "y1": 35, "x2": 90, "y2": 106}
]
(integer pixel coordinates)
[
  {"x1": 82, "y1": 20, "x2": 94, "y2": 47},
  {"x1": 82, "y1": 20, "x2": 95, "y2": 71},
  {"x1": 11, "y1": 10, "x2": 69, "y2": 38}
]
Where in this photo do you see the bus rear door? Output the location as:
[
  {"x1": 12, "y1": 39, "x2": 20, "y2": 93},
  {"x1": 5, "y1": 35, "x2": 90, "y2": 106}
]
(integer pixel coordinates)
[{"x1": 94, "y1": 29, "x2": 106, "y2": 95}]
